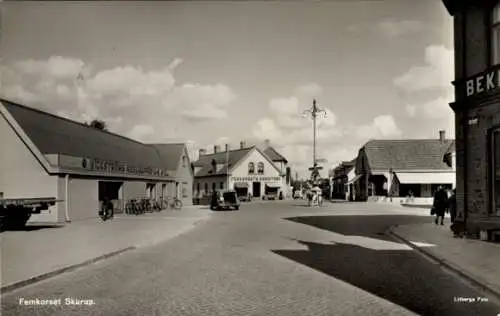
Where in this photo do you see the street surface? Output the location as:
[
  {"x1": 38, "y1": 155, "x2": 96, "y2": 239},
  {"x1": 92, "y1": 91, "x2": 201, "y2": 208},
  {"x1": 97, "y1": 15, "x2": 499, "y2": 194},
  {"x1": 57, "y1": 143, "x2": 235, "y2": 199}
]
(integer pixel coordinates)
[{"x1": 2, "y1": 200, "x2": 500, "y2": 316}]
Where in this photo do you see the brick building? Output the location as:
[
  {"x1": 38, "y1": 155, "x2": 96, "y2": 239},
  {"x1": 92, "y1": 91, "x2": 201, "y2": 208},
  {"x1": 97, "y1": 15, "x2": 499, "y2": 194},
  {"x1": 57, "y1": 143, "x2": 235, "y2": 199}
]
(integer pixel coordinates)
[{"x1": 442, "y1": 0, "x2": 500, "y2": 237}]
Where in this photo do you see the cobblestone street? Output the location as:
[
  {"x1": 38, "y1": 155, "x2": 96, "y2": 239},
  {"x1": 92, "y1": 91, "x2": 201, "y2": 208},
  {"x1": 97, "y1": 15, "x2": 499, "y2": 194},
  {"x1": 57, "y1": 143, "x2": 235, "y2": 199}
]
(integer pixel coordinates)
[{"x1": 2, "y1": 201, "x2": 499, "y2": 316}]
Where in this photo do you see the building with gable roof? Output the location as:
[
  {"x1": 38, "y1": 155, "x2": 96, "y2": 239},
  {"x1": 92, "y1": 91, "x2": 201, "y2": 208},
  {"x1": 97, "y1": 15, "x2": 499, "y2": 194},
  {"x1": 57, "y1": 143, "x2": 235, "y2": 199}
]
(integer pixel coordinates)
[
  {"x1": 193, "y1": 141, "x2": 285, "y2": 200},
  {"x1": 0, "y1": 98, "x2": 192, "y2": 224},
  {"x1": 149, "y1": 143, "x2": 194, "y2": 206},
  {"x1": 354, "y1": 130, "x2": 455, "y2": 205},
  {"x1": 330, "y1": 159, "x2": 357, "y2": 200}
]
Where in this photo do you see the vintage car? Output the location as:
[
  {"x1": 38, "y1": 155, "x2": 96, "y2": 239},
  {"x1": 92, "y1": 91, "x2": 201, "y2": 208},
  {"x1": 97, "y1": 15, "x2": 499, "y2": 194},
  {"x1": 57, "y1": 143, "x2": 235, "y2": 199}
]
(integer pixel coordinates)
[{"x1": 210, "y1": 191, "x2": 240, "y2": 211}]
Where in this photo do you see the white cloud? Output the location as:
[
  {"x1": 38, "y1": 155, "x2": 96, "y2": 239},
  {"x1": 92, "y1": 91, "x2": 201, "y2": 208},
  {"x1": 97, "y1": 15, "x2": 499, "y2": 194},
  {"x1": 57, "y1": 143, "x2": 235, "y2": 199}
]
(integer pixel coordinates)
[
  {"x1": 377, "y1": 19, "x2": 424, "y2": 38},
  {"x1": 127, "y1": 124, "x2": 155, "y2": 142},
  {"x1": 249, "y1": 84, "x2": 402, "y2": 179},
  {"x1": 395, "y1": 45, "x2": 455, "y2": 129},
  {"x1": 0, "y1": 56, "x2": 237, "y2": 141},
  {"x1": 405, "y1": 104, "x2": 417, "y2": 118},
  {"x1": 393, "y1": 45, "x2": 454, "y2": 92}
]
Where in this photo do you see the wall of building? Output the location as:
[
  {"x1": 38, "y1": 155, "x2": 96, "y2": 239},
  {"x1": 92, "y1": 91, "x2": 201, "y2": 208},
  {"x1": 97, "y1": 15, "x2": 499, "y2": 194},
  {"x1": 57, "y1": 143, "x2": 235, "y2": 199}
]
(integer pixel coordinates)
[
  {"x1": 0, "y1": 114, "x2": 60, "y2": 223},
  {"x1": 123, "y1": 181, "x2": 148, "y2": 201},
  {"x1": 194, "y1": 176, "x2": 227, "y2": 197},
  {"x1": 67, "y1": 177, "x2": 99, "y2": 221},
  {"x1": 464, "y1": 7, "x2": 488, "y2": 77},
  {"x1": 175, "y1": 147, "x2": 194, "y2": 206}
]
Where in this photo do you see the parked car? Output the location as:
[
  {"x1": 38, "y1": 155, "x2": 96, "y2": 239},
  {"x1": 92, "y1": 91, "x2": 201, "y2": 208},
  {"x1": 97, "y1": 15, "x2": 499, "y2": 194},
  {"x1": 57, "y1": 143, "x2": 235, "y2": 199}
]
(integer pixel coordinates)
[
  {"x1": 210, "y1": 191, "x2": 240, "y2": 211},
  {"x1": 263, "y1": 191, "x2": 278, "y2": 200},
  {"x1": 293, "y1": 190, "x2": 303, "y2": 199}
]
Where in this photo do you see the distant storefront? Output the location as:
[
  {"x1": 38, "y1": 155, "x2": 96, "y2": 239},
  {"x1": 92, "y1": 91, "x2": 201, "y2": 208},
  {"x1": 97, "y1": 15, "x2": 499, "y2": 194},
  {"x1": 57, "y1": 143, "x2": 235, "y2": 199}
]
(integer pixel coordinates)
[
  {"x1": 442, "y1": 0, "x2": 500, "y2": 236},
  {"x1": 193, "y1": 142, "x2": 286, "y2": 200}
]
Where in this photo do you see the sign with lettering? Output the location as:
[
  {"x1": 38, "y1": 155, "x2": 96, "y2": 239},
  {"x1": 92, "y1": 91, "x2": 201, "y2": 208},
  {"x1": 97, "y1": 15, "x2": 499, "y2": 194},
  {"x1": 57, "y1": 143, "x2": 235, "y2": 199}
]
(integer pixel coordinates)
[
  {"x1": 89, "y1": 158, "x2": 168, "y2": 177},
  {"x1": 465, "y1": 70, "x2": 499, "y2": 97},
  {"x1": 231, "y1": 176, "x2": 281, "y2": 182}
]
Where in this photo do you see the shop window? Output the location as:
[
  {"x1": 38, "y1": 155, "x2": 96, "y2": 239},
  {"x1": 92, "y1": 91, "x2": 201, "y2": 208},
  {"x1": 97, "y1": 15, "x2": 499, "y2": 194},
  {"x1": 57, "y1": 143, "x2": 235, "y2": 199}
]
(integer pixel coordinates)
[
  {"x1": 220, "y1": 182, "x2": 224, "y2": 189},
  {"x1": 257, "y1": 162, "x2": 264, "y2": 174},
  {"x1": 492, "y1": 3, "x2": 500, "y2": 65},
  {"x1": 204, "y1": 183, "x2": 208, "y2": 195},
  {"x1": 248, "y1": 162, "x2": 255, "y2": 174},
  {"x1": 491, "y1": 129, "x2": 500, "y2": 215}
]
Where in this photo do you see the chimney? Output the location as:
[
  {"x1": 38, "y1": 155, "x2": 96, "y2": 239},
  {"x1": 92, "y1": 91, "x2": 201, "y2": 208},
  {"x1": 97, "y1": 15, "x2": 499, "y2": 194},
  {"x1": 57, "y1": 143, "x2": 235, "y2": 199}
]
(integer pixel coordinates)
[
  {"x1": 199, "y1": 149, "x2": 207, "y2": 156},
  {"x1": 439, "y1": 130, "x2": 446, "y2": 142},
  {"x1": 214, "y1": 145, "x2": 220, "y2": 153},
  {"x1": 264, "y1": 139, "x2": 270, "y2": 147},
  {"x1": 240, "y1": 141, "x2": 246, "y2": 149},
  {"x1": 225, "y1": 144, "x2": 229, "y2": 152}
]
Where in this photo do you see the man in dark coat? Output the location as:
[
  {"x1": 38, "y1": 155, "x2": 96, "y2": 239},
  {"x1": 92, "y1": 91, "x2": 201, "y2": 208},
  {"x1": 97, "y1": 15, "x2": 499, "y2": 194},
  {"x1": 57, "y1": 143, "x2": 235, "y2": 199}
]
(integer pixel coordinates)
[{"x1": 432, "y1": 185, "x2": 448, "y2": 225}]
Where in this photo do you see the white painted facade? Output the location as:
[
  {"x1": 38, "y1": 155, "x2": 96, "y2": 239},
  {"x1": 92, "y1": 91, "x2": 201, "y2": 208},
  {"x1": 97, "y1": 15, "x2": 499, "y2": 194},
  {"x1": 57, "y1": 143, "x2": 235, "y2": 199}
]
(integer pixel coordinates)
[
  {"x1": 229, "y1": 148, "x2": 282, "y2": 198},
  {"x1": 0, "y1": 114, "x2": 60, "y2": 222}
]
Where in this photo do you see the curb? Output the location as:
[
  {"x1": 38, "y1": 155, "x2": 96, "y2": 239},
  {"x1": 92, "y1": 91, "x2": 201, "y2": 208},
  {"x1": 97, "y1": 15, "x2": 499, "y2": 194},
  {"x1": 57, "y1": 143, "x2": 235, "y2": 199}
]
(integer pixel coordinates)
[
  {"x1": 1, "y1": 246, "x2": 136, "y2": 295},
  {"x1": 387, "y1": 226, "x2": 500, "y2": 304}
]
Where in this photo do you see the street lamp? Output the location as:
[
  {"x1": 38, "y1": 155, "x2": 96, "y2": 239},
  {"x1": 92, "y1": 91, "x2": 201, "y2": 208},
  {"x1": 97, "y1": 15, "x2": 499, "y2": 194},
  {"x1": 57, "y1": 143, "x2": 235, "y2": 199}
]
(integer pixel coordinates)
[{"x1": 303, "y1": 99, "x2": 327, "y2": 184}]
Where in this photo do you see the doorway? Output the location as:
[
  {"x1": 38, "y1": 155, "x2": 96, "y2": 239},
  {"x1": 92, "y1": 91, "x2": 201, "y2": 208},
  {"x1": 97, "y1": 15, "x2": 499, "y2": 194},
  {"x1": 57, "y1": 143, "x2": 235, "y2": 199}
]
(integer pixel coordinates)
[{"x1": 252, "y1": 182, "x2": 261, "y2": 197}]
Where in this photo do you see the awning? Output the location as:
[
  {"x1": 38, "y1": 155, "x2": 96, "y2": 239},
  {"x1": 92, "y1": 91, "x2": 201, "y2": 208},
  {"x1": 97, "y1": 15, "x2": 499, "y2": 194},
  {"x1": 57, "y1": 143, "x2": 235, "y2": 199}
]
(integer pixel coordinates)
[
  {"x1": 346, "y1": 174, "x2": 362, "y2": 185},
  {"x1": 265, "y1": 184, "x2": 281, "y2": 189},
  {"x1": 233, "y1": 182, "x2": 249, "y2": 188},
  {"x1": 395, "y1": 172, "x2": 455, "y2": 184}
]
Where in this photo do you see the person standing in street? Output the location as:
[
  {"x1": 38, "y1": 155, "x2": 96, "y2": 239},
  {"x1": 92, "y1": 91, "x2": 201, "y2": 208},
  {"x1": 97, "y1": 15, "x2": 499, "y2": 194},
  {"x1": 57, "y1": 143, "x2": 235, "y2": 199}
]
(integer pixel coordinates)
[
  {"x1": 432, "y1": 185, "x2": 448, "y2": 225},
  {"x1": 448, "y1": 188, "x2": 458, "y2": 235}
]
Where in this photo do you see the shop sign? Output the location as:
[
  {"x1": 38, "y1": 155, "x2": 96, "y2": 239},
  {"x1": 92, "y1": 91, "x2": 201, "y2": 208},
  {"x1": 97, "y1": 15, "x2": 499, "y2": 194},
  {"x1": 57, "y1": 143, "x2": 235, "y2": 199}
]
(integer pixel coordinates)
[
  {"x1": 88, "y1": 158, "x2": 167, "y2": 177},
  {"x1": 231, "y1": 176, "x2": 281, "y2": 182},
  {"x1": 465, "y1": 69, "x2": 499, "y2": 97}
]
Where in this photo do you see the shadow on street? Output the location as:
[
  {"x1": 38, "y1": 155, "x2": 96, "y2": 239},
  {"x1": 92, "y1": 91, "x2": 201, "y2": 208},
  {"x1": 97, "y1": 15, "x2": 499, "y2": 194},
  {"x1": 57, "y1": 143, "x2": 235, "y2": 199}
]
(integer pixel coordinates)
[{"x1": 272, "y1": 215, "x2": 500, "y2": 316}]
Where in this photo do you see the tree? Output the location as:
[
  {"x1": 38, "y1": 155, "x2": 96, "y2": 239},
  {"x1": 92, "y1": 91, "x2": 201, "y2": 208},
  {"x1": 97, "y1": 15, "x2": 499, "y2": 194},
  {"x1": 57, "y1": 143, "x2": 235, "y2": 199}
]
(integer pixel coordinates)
[{"x1": 87, "y1": 119, "x2": 107, "y2": 131}]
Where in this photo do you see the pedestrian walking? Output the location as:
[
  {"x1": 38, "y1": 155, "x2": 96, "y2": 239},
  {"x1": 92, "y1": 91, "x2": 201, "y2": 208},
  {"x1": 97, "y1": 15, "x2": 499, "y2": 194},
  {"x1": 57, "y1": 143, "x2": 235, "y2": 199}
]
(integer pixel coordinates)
[{"x1": 431, "y1": 185, "x2": 448, "y2": 225}]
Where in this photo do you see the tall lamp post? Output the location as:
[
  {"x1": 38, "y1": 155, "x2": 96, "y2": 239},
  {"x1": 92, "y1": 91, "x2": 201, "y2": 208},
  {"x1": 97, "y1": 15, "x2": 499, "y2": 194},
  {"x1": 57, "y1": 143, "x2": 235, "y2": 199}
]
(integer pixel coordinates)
[{"x1": 303, "y1": 99, "x2": 327, "y2": 185}]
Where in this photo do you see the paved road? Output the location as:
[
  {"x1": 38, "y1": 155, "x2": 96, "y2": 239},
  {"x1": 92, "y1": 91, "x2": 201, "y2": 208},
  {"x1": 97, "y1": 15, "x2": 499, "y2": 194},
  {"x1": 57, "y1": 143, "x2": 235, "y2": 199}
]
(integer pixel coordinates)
[{"x1": 2, "y1": 201, "x2": 500, "y2": 316}]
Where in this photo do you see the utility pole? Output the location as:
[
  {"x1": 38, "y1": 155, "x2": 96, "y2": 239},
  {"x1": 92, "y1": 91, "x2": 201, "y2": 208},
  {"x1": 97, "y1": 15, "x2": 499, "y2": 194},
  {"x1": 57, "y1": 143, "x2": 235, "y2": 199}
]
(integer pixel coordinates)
[{"x1": 303, "y1": 99, "x2": 326, "y2": 185}]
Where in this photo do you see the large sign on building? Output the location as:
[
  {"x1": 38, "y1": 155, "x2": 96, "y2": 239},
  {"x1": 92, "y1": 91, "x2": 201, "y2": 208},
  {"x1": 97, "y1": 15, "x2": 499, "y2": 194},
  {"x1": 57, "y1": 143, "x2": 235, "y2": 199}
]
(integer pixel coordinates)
[
  {"x1": 231, "y1": 176, "x2": 281, "y2": 182},
  {"x1": 57, "y1": 154, "x2": 169, "y2": 177},
  {"x1": 465, "y1": 69, "x2": 500, "y2": 97}
]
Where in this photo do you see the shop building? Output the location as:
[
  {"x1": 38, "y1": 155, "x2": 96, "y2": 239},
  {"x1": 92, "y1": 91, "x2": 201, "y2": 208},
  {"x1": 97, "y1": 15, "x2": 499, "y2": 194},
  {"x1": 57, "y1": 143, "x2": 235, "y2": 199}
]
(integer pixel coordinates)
[
  {"x1": 355, "y1": 131, "x2": 455, "y2": 205},
  {"x1": 442, "y1": 0, "x2": 500, "y2": 237},
  {"x1": 330, "y1": 159, "x2": 356, "y2": 200},
  {"x1": 0, "y1": 99, "x2": 187, "y2": 224},
  {"x1": 261, "y1": 140, "x2": 293, "y2": 197},
  {"x1": 149, "y1": 143, "x2": 194, "y2": 206},
  {"x1": 193, "y1": 142, "x2": 283, "y2": 199}
]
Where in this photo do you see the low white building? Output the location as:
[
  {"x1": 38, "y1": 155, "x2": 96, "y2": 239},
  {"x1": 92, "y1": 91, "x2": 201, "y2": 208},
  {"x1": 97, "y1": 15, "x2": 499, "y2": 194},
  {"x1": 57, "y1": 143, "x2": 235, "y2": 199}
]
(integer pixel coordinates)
[
  {"x1": 193, "y1": 142, "x2": 284, "y2": 199},
  {"x1": 0, "y1": 99, "x2": 189, "y2": 224}
]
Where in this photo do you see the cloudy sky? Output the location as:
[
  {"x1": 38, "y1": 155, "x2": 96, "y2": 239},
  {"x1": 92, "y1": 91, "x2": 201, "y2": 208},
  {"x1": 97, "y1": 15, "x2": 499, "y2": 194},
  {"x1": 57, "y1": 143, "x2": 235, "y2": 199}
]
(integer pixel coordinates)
[{"x1": 0, "y1": 1, "x2": 454, "y2": 178}]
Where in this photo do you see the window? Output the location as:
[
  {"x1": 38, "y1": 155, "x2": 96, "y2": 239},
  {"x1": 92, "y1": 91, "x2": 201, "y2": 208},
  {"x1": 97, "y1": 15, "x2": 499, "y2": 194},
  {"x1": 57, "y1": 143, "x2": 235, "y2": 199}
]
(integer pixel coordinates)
[
  {"x1": 212, "y1": 182, "x2": 216, "y2": 192},
  {"x1": 197, "y1": 182, "x2": 200, "y2": 194},
  {"x1": 257, "y1": 162, "x2": 264, "y2": 174},
  {"x1": 204, "y1": 183, "x2": 208, "y2": 195},
  {"x1": 491, "y1": 129, "x2": 500, "y2": 215},
  {"x1": 492, "y1": 3, "x2": 500, "y2": 65},
  {"x1": 220, "y1": 182, "x2": 224, "y2": 189},
  {"x1": 248, "y1": 162, "x2": 255, "y2": 174}
]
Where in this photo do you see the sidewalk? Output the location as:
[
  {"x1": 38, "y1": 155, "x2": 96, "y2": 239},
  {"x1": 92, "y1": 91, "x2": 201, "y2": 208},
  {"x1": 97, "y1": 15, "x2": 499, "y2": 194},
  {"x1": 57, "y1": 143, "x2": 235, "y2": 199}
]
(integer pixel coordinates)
[
  {"x1": 0, "y1": 206, "x2": 211, "y2": 293},
  {"x1": 389, "y1": 222, "x2": 500, "y2": 301}
]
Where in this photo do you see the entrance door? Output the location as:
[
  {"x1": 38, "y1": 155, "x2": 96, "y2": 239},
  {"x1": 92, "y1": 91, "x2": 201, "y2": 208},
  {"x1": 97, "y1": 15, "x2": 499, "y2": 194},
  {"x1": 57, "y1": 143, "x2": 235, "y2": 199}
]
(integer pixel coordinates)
[{"x1": 252, "y1": 182, "x2": 261, "y2": 197}]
